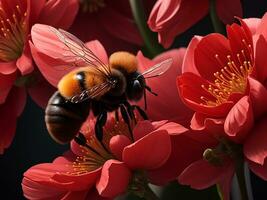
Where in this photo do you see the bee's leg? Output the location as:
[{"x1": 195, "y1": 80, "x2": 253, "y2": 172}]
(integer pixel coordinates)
[
  {"x1": 95, "y1": 111, "x2": 107, "y2": 141},
  {"x1": 74, "y1": 132, "x2": 101, "y2": 156},
  {"x1": 114, "y1": 110, "x2": 119, "y2": 121},
  {"x1": 95, "y1": 110, "x2": 110, "y2": 152},
  {"x1": 120, "y1": 104, "x2": 133, "y2": 140},
  {"x1": 123, "y1": 101, "x2": 136, "y2": 124},
  {"x1": 132, "y1": 105, "x2": 148, "y2": 120}
]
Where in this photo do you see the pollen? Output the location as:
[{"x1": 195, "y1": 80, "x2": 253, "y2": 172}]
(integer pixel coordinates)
[
  {"x1": 200, "y1": 40, "x2": 253, "y2": 106},
  {"x1": 67, "y1": 119, "x2": 131, "y2": 175},
  {"x1": 0, "y1": 4, "x2": 27, "y2": 61}
]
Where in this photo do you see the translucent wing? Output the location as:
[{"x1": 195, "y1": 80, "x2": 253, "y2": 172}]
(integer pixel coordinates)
[
  {"x1": 141, "y1": 58, "x2": 173, "y2": 79},
  {"x1": 69, "y1": 82, "x2": 112, "y2": 103},
  {"x1": 50, "y1": 27, "x2": 111, "y2": 77}
]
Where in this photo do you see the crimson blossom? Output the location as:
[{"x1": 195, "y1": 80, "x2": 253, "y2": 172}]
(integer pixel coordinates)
[
  {"x1": 176, "y1": 13, "x2": 267, "y2": 199},
  {"x1": 0, "y1": 0, "x2": 78, "y2": 153},
  {"x1": 22, "y1": 117, "x2": 191, "y2": 199},
  {"x1": 148, "y1": 0, "x2": 243, "y2": 48}
]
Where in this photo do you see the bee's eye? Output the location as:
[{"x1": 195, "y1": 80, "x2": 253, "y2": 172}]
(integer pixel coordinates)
[{"x1": 132, "y1": 80, "x2": 141, "y2": 91}]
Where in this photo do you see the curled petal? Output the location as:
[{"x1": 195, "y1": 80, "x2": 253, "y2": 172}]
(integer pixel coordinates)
[
  {"x1": 182, "y1": 36, "x2": 202, "y2": 75},
  {"x1": 224, "y1": 96, "x2": 253, "y2": 142},
  {"x1": 96, "y1": 160, "x2": 131, "y2": 198}
]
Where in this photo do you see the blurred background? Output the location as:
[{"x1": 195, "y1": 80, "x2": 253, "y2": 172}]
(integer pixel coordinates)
[{"x1": 0, "y1": 0, "x2": 267, "y2": 199}]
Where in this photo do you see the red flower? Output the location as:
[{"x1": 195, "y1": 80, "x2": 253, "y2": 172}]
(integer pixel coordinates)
[
  {"x1": 22, "y1": 117, "x2": 188, "y2": 199},
  {"x1": 0, "y1": 0, "x2": 78, "y2": 153},
  {"x1": 176, "y1": 13, "x2": 267, "y2": 198},
  {"x1": 69, "y1": 0, "x2": 143, "y2": 54},
  {"x1": 148, "y1": 0, "x2": 243, "y2": 48}
]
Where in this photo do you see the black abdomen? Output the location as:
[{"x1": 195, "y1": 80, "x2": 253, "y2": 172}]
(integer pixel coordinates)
[{"x1": 45, "y1": 91, "x2": 90, "y2": 144}]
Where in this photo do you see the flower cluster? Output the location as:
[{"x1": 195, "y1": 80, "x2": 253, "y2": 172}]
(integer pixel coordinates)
[{"x1": 0, "y1": 0, "x2": 266, "y2": 199}]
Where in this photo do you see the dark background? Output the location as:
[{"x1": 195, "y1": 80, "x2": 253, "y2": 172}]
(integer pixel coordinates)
[{"x1": 1, "y1": 0, "x2": 267, "y2": 199}]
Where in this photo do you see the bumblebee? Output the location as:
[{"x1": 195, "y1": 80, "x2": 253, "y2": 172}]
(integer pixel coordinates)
[{"x1": 45, "y1": 28, "x2": 173, "y2": 144}]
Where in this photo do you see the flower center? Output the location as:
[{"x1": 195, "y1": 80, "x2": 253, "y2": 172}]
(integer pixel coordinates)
[
  {"x1": 0, "y1": 4, "x2": 28, "y2": 61},
  {"x1": 79, "y1": 0, "x2": 106, "y2": 13},
  {"x1": 69, "y1": 119, "x2": 131, "y2": 175},
  {"x1": 200, "y1": 39, "x2": 253, "y2": 106}
]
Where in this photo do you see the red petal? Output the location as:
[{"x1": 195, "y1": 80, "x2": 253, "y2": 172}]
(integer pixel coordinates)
[
  {"x1": 109, "y1": 135, "x2": 131, "y2": 160},
  {"x1": 182, "y1": 36, "x2": 202, "y2": 75},
  {"x1": 216, "y1": 0, "x2": 243, "y2": 24},
  {"x1": 148, "y1": 0, "x2": 209, "y2": 48},
  {"x1": 85, "y1": 40, "x2": 109, "y2": 65},
  {"x1": 38, "y1": 0, "x2": 79, "y2": 29},
  {"x1": 16, "y1": 40, "x2": 34, "y2": 75},
  {"x1": 243, "y1": 18, "x2": 261, "y2": 35},
  {"x1": 226, "y1": 21, "x2": 253, "y2": 63},
  {"x1": 248, "y1": 77, "x2": 267, "y2": 118},
  {"x1": 224, "y1": 96, "x2": 253, "y2": 142},
  {"x1": 178, "y1": 159, "x2": 234, "y2": 190},
  {"x1": 177, "y1": 72, "x2": 234, "y2": 117},
  {"x1": 194, "y1": 33, "x2": 231, "y2": 82},
  {"x1": 96, "y1": 160, "x2": 131, "y2": 198},
  {"x1": 256, "y1": 12, "x2": 267, "y2": 39},
  {"x1": 30, "y1": 42, "x2": 74, "y2": 87},
  {"x1": 148, "y1": 134, "x2": 207, "y2": 185},
  {"x1": 123, "y1": 130, "x2": 171, "y2": 170},
  {"x1": 22, "y1": 177, "x2": 66, "y2": 200},
  {"x1": 244, "y1": 117, "x2": 267, "y2": 165},
  {"x1": 0, "y1": 62, "x2": 17, "y2": 75},
  {"x1": 254, "y1": 35, "x2": 267, "y2": 84}
]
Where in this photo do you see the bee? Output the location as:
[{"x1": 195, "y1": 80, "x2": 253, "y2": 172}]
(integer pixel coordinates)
[{"x1": 45, "y1": 28, "x2": 173, "y2": 144}]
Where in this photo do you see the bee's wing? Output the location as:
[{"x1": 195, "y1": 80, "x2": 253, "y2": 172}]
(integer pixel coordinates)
[
  {"x1": 141, "y1": 58, "x2": 173, "y2": 79},
  {"x1": 50, "y1": 27, "x2": 111, "y2": 77},
  {"x1": 69, "y1": 81, "x2": 112, "y2": 103}
]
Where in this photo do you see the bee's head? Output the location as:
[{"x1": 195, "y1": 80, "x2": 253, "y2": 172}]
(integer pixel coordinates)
[{"x1": 126, "y1": 71, "x2": 146, "y2": 101}]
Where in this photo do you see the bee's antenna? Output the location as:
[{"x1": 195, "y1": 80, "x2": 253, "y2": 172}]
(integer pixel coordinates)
[{"x1": 145, "y1": 85, "x2": 158, "y2": 96}]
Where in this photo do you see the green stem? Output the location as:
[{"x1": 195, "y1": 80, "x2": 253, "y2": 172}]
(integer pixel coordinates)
[
  {"x1": 209, "y1": 0, "x2": 226, "y2": 35},
  {"x1": 143, "y1": 184, "x2": 160, "y2": 200},
  {"x1": 235, "y1": 161, "x2": 249, "y2": 200},
  {"x1": 129, "y1": 0, "x2": 163, "y2": 57}
]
